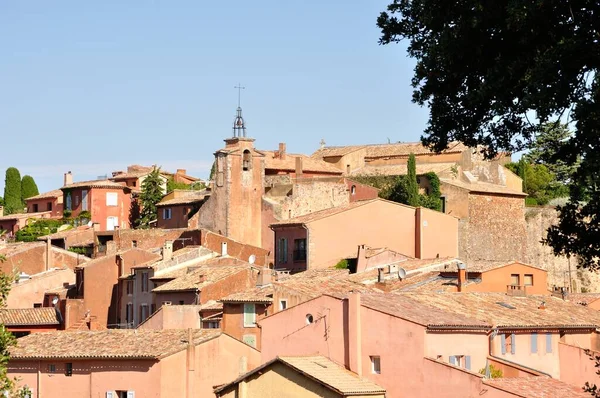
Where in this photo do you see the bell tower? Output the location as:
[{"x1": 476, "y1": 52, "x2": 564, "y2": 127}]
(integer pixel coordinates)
[{"x1": 209, "y1": 85, "x2": 265, "y2": 247}]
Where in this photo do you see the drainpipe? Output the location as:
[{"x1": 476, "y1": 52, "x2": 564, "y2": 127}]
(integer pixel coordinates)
[
  {"x1": 37, "y1": 360, "x2": 41, "y2": 398},
  {"x1": 186, "y1": 328, "x2": 195, "y2": 398}
]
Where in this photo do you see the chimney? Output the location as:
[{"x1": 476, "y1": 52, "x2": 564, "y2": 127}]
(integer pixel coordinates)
[
  {"x1": 538, "y1": 301, "x2": 546, "y2": 310},
  {"x1": 278, "y1": 143, "x2": 286, "y2": 160},
  {"x1": 177, "y1": 169, "x2": 187, "y2": 175},
  {"x1": 347, "y1": 291, "x2": 362, "y2": 376},
  {"x1": 377, "y1": 268, "x2": 385, "y2": 283},
  {"x1": 117, "y1": 254, "x2": 125, "y2": 277},
  {"x1": 221, "y1": 241, "x2": 228, "y2": 257},
  {"x1": 457, "y1": 262, "x2": 466, "y2": 292},
  {"x1": 64, "y1": 171, "x2": 73, "y2": 186},
  {"x1": 257, "y1": 268, "x2": 272, "y2": 287},
  {"x1": 163, "y1": 240, "x2": 174, "y2": 261},
  {"x1": 356, "y1": 245, "x2": 367, "y2": 273},
  {"x1": 295, "y1": 157, "x2": 303, "y2": 177}
]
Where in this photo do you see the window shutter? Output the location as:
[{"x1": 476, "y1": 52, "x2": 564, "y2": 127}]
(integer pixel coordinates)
[
  {"x1": 465, "y1": 356, "x2": 471, "y2": 370},
  {"x1": 531, "y1": 333, "x2": 538, "y2": 353},
  {"x1": 242, "y1": 334, "x2": 257, "y2": 348},
  {"x1": 127, "y1": 392, "x2": 135, "y2": 398},
  {"x1": 283, "y1": 239, "x2": 288, "y2": 263},
  {"x1": 106, "y1": 392, "x2": 114, "y2": 398},
  {"x1": 449, "y1": 356, "x2": 456, "y2": 365},
  {"x1": 501, "y1": 334, "x2": 506, "y2": 354},
  {"x1": 546, "y1": 333, "x2": 552, "y2": 353},
  {"x1": 244, "y1": 303, "x2": 256, "y2": 326},
  {"x1": 510, "y1": 333, "x2": 516, "y2": 354}
]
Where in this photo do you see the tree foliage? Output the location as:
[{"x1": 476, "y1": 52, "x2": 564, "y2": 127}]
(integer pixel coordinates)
[
  {"x1": 3, "y1": 168, "x2": 22, "y2": 215},
  {"x1": 20, "y1": 175, "x2": 39, "y2": 202},
  {"x1": 0, "y1": 256, "x2": 17, "y2": 394},
  {"x1": 15, "y1": 219, "x2": 64, "y2": 242},
  {"x1": 377, "y1": 0, "x2": 600, "y2": 269},
  {"x1": 406, "y1": 154, "x2": 420, "y2": 207},
  {"x1": 584, "y1": 349, "x2": 600, "y2": 397},
  {"x1": 506, "y1": 160, "x2": 566, "y2": 206},
  {"x1": 138, "y1": 167, "x2": 164, "y2": 228}
]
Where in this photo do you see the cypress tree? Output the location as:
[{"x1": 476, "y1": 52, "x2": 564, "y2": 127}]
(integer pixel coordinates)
[
  {"x1": 138, "y1": 167, "x2": 165, "y2": 228},
  {"x1": 406, "y1": 153, "x2": 420, "y2": 207},
  {"x1": 3, "y1": 168, "x2": 22, "y2": 215},
  {"x1": 21, "y1": 175, "x2": 39, "y2": 201}
]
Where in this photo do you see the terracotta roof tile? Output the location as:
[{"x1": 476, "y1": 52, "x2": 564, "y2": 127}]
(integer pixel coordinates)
[
  {"x1": 483, "y1": 376, "x2": 590, "y2": 397},
  {"x1": 10, "y1": 329, "x2": 221, "y2": 359},
  {"x1": 263, "y1": 151, "x2": 343, "y2": 175},
  {"x1": 61, "y1": 179, "x2": 131, "y2": 190},
  {"x1": 152, "y1": 263, "x2": 249, "y2": 293},
  {"x1": 0, "y1": 308, "x2": 60, "y2": 326},
  {"x1": 312, "y1": 141, "x2": 468, "y2": 160},
  {"x1": 566, "y1": 293, "x2": 600, "y2": 306},
  {"x1": 270, "y1": 199, "x2": 385, "y2": 226},
  {"x1": 352, "y1": 162, "x2": 455, "y2": 177},
  {"x1": 279, "y1": 356, "x2": 386, "y2": 395},
  {"x1": 37, "y1": 225, "x2": 93, "y2": 241},
  {"x1": 157, "y1": 190, "x2": 210, "y2": 207},
  {"x1": 274, "y1": 269, "x2": 374, "y2": 299},
  {"x1": 24, "y1": 189, "x2": 63, "y2": 201},
  {"x1": 0, "y1": 212, "x2": 52, "y2": 221},
  {"x1": 220, "y1": 285, "x2": 274, "y2": 303},
  {"x1": 440, "y1": 178, "x2": 526, "y2": 196}
]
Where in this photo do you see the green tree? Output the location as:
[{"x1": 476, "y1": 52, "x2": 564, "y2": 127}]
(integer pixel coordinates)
[
  {"x1": 506, "y1": 160, "x2": 560, "y2": 206},
  {"x1": 20, "y1": 175, "x2": 39, "y2": 202},
  {"x1": 15, "y1": 219, "x2": 64, "y2": 242},
  {"x1": 377, "y1": 1, "x2": 600, "y2": 269},
  {"x1": 405, "y1": 153, "x2": 420, "y2": 207},
  {"x1": 138, "y1": 167, "x2": 164, "y2": 228},
  {"x1": 209, "y1": 160, "x2": 216, "y2": 181},
  {"x1": 0, "y1": 255, "x2": 17, "y2": 394},
  {"x1": 3, "y1": 168, "x2": 22, "y2": 215}
]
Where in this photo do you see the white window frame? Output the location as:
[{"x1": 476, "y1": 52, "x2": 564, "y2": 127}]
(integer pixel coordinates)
[
  {"x1": 279, "y1": 299, "x2": 288, "y2": 311},
  {"x1": 106, "y1": 192, "x2": 118, "y2": 207},
  {"x1": 370, "y1": 356, "x2": 381, "y2": 374},
  {"x1": 243, "y1": 303, "x2": 256, "y2": 327},
  {"x1": 163, "y1": 208, "x2": 172, "y2": 220},
  {"x1": 207, "y1": 321, "x2": 219, "y2": 329}
]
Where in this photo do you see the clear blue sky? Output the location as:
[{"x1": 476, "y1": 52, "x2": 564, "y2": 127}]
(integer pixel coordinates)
[{"x1": 0, "y1": 1, "x2": 428, "y2": 194}]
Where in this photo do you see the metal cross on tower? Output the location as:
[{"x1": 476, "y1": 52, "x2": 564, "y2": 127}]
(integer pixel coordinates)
[{"x1": 234, "y1": 83, "x2": 245, "y2": 108}]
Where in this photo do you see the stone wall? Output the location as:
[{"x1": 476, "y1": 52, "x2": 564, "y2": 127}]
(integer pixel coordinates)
[{"x1": 525, "y1": 206, "x2": 600, "y2": 292}]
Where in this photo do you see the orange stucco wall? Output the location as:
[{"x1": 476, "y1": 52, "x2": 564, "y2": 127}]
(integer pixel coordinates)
[
  {"x1": 558, "y1": 343, "x2": 599, "y2": 388},
  {"x1": 7, "y1": 268, "x2": 75, "y2": 308},
  {"x1": 157, "y1": 204, "x2": 195, "y2": 229},
  {"x1": 416, "y1": 207, "x2": 459, "y2": 259},
  {"x1": 222, "y1": 302, "x2": 269, "y2": 350},
  {"x1": 468, "y1": 263, "x2": 549, "y2": 294},
  {"x1": 65, "y1": 187, "x2": 131, "y2": 231},
  {"x1": 26, "y1": 197, "x2": 63, "y2": 217}
]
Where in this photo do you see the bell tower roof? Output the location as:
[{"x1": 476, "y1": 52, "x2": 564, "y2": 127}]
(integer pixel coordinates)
[{"x1": 232, "y1": 83, "x2": 248, "y2": 138}]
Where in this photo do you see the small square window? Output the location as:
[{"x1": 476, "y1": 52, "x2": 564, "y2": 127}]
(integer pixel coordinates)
[
  {"x1": 524, "y1": 274, "x2": 533, "y2": 286},
  {"x1": 279, "y1": 300, "x2": 287, "y2": 311},
  {"x1": 48, "y1": 364, "x2": 56, "y2": 373},
  {"x1": 510, "y1": 274, "x2": 520, "y2": 286},
  {"x1": 370, "y1": 356, "x2": 381, "y2": 374},
  {"x1": 65, "y1": 362, "x2": 73, "y2": 376}
]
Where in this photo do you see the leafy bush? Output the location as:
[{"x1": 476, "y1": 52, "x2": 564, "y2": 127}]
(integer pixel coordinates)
[{"x1": 15, "y1": 219, "x2": 64, "y2": 242}]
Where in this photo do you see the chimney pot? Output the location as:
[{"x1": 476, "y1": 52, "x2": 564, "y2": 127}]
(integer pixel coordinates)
[
  {"x1": 295, "y1": 157, "x2": 303, "y2": 177},
  {"x1": 221, "y1": 242, "x2": 228, "y2": 257},
  {"x1": 457, "y1": 262, "x2": 467, "y2": 292},
  {"x1": 64, "y1": 171, "x2": 73, "y2": 186},
  {"x1": 278, "y1": 143, "x2": 286, "y2": 160},
  {"x1": 176, "y1": 169, "x2": 186, "y2": 175}
]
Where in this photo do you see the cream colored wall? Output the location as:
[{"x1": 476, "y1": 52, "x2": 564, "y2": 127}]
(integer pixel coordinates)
[
  {"x1": 502, "y1": 166, "x2": 524, "y2": 192},
  {"x1": 308, "y1": 200, "x2": 417, "y2": 268},
  {"x1": 425, "y1": 332, "x2": 489, "y2": 374}
]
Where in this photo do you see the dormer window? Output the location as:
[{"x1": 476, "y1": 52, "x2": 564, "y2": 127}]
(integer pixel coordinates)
[{"x1": 243, "y1": 149, "x2": 252, "y2": 171}]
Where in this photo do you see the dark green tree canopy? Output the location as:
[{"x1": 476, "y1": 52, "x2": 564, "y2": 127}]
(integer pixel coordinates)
[
  {"x1": 20, "y1": 175, "x2": 39, "y2": 202},
  {"x1": 3, "y1": 168, "x2": 22, "y2": 215},
  {"x1": 406, "y1": 153, "x2": 420, "y2": 207},
  {"x1": 138, "y1": 167, "x2": 165, "y2": 228},
  {"x1": 378, "y1": 1, "x2": 600, "y2": 269}
]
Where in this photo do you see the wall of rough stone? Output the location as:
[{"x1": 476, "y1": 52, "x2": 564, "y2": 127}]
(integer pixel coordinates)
[{"x1": 524, "y1": 206, "x2": 600, "y2": 292}]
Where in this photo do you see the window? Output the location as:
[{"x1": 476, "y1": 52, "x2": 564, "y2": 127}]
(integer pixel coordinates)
[
  {"x1": 132, "y1": 181, "x2": 137, "y2": 187},
  {"x1": 510, "y1": 274, "x2": 520, "y2": 286},
  {"x1": 277, "y1": 238, "x2": 288, "y2": 264},
  {"x1": 81, "y1": 190, "x2": 88, "y2": 211},
  {"x1": 47, "y1": 202, "x2": 53, "y2": 211},
  {"x1": 279, "y1": 299, "x2": 287, "y2": 311},
  {"x1": 163, "y1": 208, "x2": 172, "y2": 220},
  {"x1": 179, "y1": 300, "x2": 185, "y2": 305},
  {"x1": 440, "y1": 196, "x2": 447, "y2": 213},
  {"x1": 126, "y1": 280, "x2": 133, "y2": 295},
  {"x1": 151, "y1": 304, "x2": 156, "y2": 314},
  {"x1": 141, "y1": 272, "x2": 149, "y2": 292},
  {"x1": 33, "y1": 303, "x2": 42, "y2": 308},
  {"x1": 48, "y1": 364, "x2": 56, "y2": 373},
  {"x1": 32, "y1": 204, "x2": 39, "y2": 212},
  {"x1": 306, "y1": 314, "x2": 314, "y2": 324},
  {"x1": 531, "y1": 333, "x2": 538, "y2": 353},
  {"x1": 293, "y1": 239, "x2": 307, "y2": 262},
  {"x1": 501, "y1": 333, "x2": 516, "y2": 354},
  {"x1": 106, "y1": 192, "x2": 118, "y2": 206},
  {"x1": 140, "y1": 304, "x2": 149, "y2": 323},
  {"x1": 243, "y1": 334, "x2": 257, "y2": 348},
  {"x1": 243, "y1": 303, "x2": 256, "y2": 327},
  {"x1": 65, "y1": 193, "x2": 72, "y2": 211},
  {"x1": 131, "y1": 240, "x2": 138, "y2": 248},
  {"x1": 208, "y1": 321, "x2": 219, "y2": 329},
  {"x1": 126, "y1": 303, "x2": 133, "y2": 324},
  {"x1": 74, "y1": 195, "x2": 79, "y2": 207},
  {"x1": 546, "y1": 333, "x2": 553, "y2": 353},
  {"x1": 351, "y1": 185, "x2": 356, "y2": 195},
  {"x1": 449, "y1": 355, "x2": 471, "y2": 370},
  {"x1": 106, "y1": 216, "x2": 119, "y2": 231},
  {"x1": 113, "y1": 392, "x2": 135, "y2": 398},
  {"x1": 65, "y1": 362, "x2": 73, "y2": 376},
  {"x1": 370, "y1": 356, "x2": 381, "y2": 374},
  {"x1": 524, "y1": 274, "x2": 533, "y2": 286},
  {"x1": 242, "y1": 149, "x2": 252, "y2": 171}
]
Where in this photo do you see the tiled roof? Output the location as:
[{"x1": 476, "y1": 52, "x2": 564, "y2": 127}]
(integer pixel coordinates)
[
  {"x1": 0, "y1": 212, "x2": 52, "y2": 221},
  {"x1": 200, "y1": 301, "x2": 224, "y2": 311},
  {"x1": 157, "y1": 190, "x2": 210, "y2": 207},
  {"x1": 279, "y1": 356, "x2": 386, "y2": 395},
  {"x1": 275, "y1": 269, "x2": 373, "y2": 300},
  {"x1": 399, "y1": 292, "x2": 600, "y2": 329},
  {"x1": 37, "y1": 225, "x2": 92, "y2": 241},
  {"x1": 152, "y1": 264, "x2": 249, "y2": 293},
  {"x1": 10, "y1": 329, "x2": 221, "y2": 360},
  {"x1": 312, "y1": 141, "x2": 468, "y2": 159},
  {"x1": 440, "y1": 178, "x2": 526, "y2": 196},
  {"x1": 61, "y1": 179, "x2": 131, "y2": 190},
  {"x1": 567, "y1": 293, "x2": 600, "y2": 306},
  {"x1": 24, "y1": 189, "x2": 63, "y2": 201},
  {"x1": 220, "y1": 285, "x2": 274, "y2": 303},
  {"x1": 214, "y1": 356, "x2": 385, "y2": 395},
  {"x1": 0, "y1": 308, "x2": 60, "y2": 326},
  {"x1": 351, "y1": 162, "x2": 455, "y2": 177},
  {"x1": 483, "y1": 376, "x2": 590, "y2": 398},
  {"x1": 263, "y1": 151, "x2": 343, "y2": 175},
  {"x1": 461, "y1": 260, "x2": 545, "y2": 273},
  {"x1": 270, "y1": 199, "x2": 384, "y2": 226}
]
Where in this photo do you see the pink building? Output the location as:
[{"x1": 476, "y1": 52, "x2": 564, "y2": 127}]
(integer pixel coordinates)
[
  {"x1": 258, "y1": 291, "x2": 600, "y2": 397},
  {"x1": 25, "y1": 189, "x2": 64, "y2": 217},
  {"x1": 270, "y1": 198, "x2": 458, "y2": 273},
  {"x1": 8, "y1": 329, "x2": 260, "y2": 398}
]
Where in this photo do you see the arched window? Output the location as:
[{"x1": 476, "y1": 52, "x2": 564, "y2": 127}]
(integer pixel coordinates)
[
  {"x1": 351, "y1": 185, "x2": 356, "y2": 195},
  {"x1": 243, "y1": 150, "x2": 252, "y2": 171}
]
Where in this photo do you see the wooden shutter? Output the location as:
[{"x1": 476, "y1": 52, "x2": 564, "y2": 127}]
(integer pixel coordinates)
[
  {"x1": 510, "y1": 333, "x2": 516, "y2": 354},
  {"x1": 106, "y1": 392, "x2": 114, "y2": 398},
  {"x1": 242, "y1": 334, "x2": 256, "y2": 348},
  {"x1": 531, "y1": 333, "x2": 538, "y2": 353},
  {"x1": 546, "y1": 333, "x2": 552, "y2": 353},
  {"x1": 449, "y1": 356, "x2": 456, "y2": 365},
  {"x1": 501, "y1": 334, "x2": 506, "y2": 354},
  {"x1": 465, "y1": 356, "x2": 471, "y2": 370},
  {"x1": 243, "y1": 303, "x2": 256, "y2": 326}
]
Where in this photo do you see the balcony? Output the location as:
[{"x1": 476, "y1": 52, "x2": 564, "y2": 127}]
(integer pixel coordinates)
[{"x1": 507, "y1": 284, "x2": 527, "y2": 297}]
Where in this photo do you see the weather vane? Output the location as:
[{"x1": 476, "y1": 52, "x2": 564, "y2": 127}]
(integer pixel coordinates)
[{"x1": 234, "y1": 83, "x2": 245, "y2": 108}]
